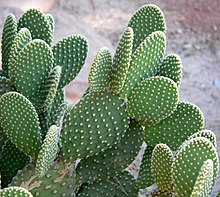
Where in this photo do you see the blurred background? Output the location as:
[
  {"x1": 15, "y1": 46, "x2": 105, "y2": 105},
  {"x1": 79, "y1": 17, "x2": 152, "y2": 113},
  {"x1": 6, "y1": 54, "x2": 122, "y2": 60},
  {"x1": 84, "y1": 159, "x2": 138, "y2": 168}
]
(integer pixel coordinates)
[{"x1": 0, "y1": 0, "x2": 220, "y2": 195}]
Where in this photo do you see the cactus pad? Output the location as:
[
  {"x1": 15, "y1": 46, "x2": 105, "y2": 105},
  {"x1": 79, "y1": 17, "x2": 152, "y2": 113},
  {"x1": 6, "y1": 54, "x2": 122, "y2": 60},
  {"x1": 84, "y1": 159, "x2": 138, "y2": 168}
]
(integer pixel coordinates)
[
  {"x1": 191, "y1": 159, "x2": 214, "y2": 197},
  {"x1": 128, "y1": 76, "x2": 178, "y2": 124},
  {"x1": 35, "y1": 66, "x2": 61, "y2": 112},
  {"x1": 53, "y1": 35, "x2": 88, "y2": 88},
  {"x1": 61, "y1": 91, "x2": 129, "y2": 162},
  {"x1": 46, "y1": 14, "x2": 55, "y2": 34},
  {"x1": 10, "y1": 162, "x2": 75, "y2": 197},
  {"x1": 77, "y1": 171, "x2": 138, "y2": 197},
  {"x1": 145, "y1": 101, "x2": 204, "y2": 150},
  {"x1": 110, "y1": 27, "x2": 133, "y2": 94},
  {"x1": 51, "y1": 101, "x2": 68, "y2": 126},
  {"x1": 0, "y1": 140, "x2": 30, "y2": 188},
  {"x1": 9, "y1": 28, "x2": 32, "y2": 84},
  {"x1": 12, "y1": 40, "x2": 53, "y2": 101},
  {"x1": 127, "y1": 4, "x2": 166, "y2": 52},
  {"x1": 36, "y1": 125, "x2": 59, "y2": 177},
  {"x1": 76, "y1": 120, "x2": 143, "y2": 184},
  {"x1": 18, "y1": 9, "x2": 53, "y2": 45},
  {"x1": 120, "y1": 31, "x2": 166, "y2": 98},
  {"x1": 49, "y1": 88, "x2": 66, "y2": 123},
  {"x1": 88, "y1": 47, "x2": 112, "y2": 92},
  {"x1": 0, "y1": 92, "x2": 42, "y2": 159},
  {"x1": 0, "y1": 186, "x2": 33, "y2": 197},
  {"x1": 188, "y1": 129, "x2": 217, "y2": 148},
  {"x1": 151, "y1": 144, "x2": 173, "y2": 191},
  {"x1": 156, "y1": 54, "x2": 182, "y2": 87},
  {"x1": 136, "y1": 146, "x2": 154, "y2": 189},
  {"x1": 172, "y1": 137, "x2": 219, "y2": 196},
  {"x1": 1, "y1": 14, "x2": 17, "y2": 76}
]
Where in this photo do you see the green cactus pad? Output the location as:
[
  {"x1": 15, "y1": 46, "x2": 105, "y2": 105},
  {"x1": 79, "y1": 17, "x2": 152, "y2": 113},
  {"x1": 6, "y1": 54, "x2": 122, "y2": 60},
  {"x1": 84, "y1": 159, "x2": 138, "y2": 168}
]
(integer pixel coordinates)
[
  {"x1": 9, "y1": 28, "x2": 32, "y2": 84},
  {"x1": 50, "y1": 88, "x2": 66, "y2": 123},
  {"x1": 35, "y1": 66, "x2": 61, "y2": 112},
  {"x1": 61, "y1": 91, "x2": 129, "y2": 162},
  {"x1": 188, "y1": 129, "x2": 217, "y2": 148},
  {"x1": 18, "y1": 9, "x2": 53, "y2": 45},
  {"x1": 191, "y1": 159, "x2": 214, "y2": 197},
  {"x1": 110, "y1": 27, "x2": 133, "y2": 94},
  {"x1": 120, "y1": 31, "x2": 166, "y2": 98},
  {"x1": 0, "y1": 186, "x2": 33, "y2": 197},
  {"x1": 38, "y1": 109, "x2": 53, "y2": 140},
  {"x1": 0, "y1": 92, "x2": 42, "y2": 159},
  {"x1": 77, "y1": 171, "x2": 138, "y2": 197},
  {"x1": 172, "y1": 137, "x2": 219, "y2": 196},
  {"x1": 151, "y1": 144, "x2": 174, "y2": 191},
  {"x1": 128, "y1": 76, "x2": 178, "y2": 124},
  {"x1": 156, "y1": 54, "x2": 182, "y2": 87},
  {"x1": 36, "y1": 125, "x2": 59, "y2": 177},
  {"x1": 46, "y1": 14, "x2": 55, "y2": 35},
  {"x1": 145, "y1": 101, "x2": 204, "y2": 150},
  {"x1": 10, "y1": 162, "x2": 75, "y2": 197},
  {"x1": 127, "y1": 4, "x2": 166, "y2": 52},
  {"x1": 76, "y1": 120, "x2": 143, "y2": 184},
  {"x1": 88, "y1": 47, "x2": 112, "y2": 92},
  {"x1": 53, "y1": 35, "x2": 88, "y2": 88},
  {"x1": 0, "y1": 76, "x2": 11, "y2": 96},
  {"x1": 1, "y1": 14, "x2": 17, "y2": 76},
  {"x1": 136, "y1": 146, "x2": 154, "y2": 189},
  {"x1": 0, "y1": 140, "x2": 30, "y2": 188},
  {"x1": 12, "y1": 39, "x2": 53, "y2": 101},
  {"x1": 51, "y1": 101, "x2": 68, "y2": 126}
]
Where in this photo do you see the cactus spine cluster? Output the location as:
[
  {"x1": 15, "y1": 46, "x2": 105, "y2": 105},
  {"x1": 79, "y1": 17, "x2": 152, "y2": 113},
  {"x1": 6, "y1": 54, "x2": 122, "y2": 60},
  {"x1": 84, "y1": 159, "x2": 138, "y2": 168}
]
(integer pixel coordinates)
[{"x1": 0, "y1": 4, "x2": 219, "y2": 197}]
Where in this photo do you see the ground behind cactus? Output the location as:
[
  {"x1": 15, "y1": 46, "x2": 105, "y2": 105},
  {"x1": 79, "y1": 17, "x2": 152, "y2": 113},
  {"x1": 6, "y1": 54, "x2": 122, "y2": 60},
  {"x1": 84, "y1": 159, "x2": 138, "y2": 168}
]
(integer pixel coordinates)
[{"x1": 0, "y1": 0, "x2": 220, "y2": 195}]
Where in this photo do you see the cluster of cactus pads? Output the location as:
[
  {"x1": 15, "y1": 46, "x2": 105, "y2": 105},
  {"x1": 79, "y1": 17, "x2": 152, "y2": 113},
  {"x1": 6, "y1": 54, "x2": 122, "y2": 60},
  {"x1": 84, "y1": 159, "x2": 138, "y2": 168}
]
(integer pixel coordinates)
[{"x1": 0, "y1": 4, "x2": 219, "y2": 197}]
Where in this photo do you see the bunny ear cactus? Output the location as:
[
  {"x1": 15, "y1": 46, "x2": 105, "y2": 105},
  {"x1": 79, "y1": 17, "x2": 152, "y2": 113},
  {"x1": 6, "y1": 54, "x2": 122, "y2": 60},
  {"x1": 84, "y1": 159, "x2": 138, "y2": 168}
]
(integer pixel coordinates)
[
  {"x1": 137, "y1": 135, "x2": 219, "y2": 196},
  {"x1": 0, "y1": 186, "x2": 33, "y2": 197},
  {"x1": 0, "y1": 8, "x2": 88, "y2": 193},
  {"x1": 127, "y1": 4, "x2": 166, "y2": 52},
  {"x1": 10, "y1": 162, "x2": 75, "y2": 196},
  {"x1": 172, "y1": 137, "x2": 219, "y2": 196},
  {"x1": 8, "y1": 27, "x2": 32, "y2": 84},
  {"x1": 60, "y1": 91, "x2": 130, "y2": 162},
  {"x1": 0, "y1": 92, "x2": 42, "y2": 159},
  {"x1": 88, "y1": 47, "x2": 112, "y2": 92},
  {"x1": 52, "y1": 35, "x2": 88, "y2": 89},
  {"x1": 1, "y1": 14, "x2": 17, "y2": 77},
  {"x1": 18, "y1": 9, "x2": 53, "y2": 46},
  {"x1": 75, "y1": 120, "x2": 143, "y2": 185},
  {"x1": 110, "y1": 27, "x2": 133, "y2": 94},
  {"x1": 145, "y1": 101, "x2": 204, "y2": 150},
  {"x1": 0, "y1": 4, "x2": 219, "y2": 197}
]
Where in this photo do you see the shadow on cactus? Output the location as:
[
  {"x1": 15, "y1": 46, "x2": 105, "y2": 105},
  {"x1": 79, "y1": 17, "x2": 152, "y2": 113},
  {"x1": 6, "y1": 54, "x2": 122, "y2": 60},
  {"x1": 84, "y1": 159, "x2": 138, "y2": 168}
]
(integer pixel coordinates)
[{"x1": 0, "y1": 4, "x2": 218, "y2": 197}]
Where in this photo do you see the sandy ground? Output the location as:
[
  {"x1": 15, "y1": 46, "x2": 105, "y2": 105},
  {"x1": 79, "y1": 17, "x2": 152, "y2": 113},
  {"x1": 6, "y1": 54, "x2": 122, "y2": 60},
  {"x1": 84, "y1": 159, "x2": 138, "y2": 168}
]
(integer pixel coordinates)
[{"x1": 0, "y1": 0, "x2": 220, "y2": 195}]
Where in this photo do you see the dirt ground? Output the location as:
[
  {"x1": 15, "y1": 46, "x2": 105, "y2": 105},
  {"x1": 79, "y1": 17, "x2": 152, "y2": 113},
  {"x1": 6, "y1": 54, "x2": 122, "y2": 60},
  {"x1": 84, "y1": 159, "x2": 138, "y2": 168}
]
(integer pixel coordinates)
[{"x1": 0, "y1": 0, "x2": 220, "y2": 195}]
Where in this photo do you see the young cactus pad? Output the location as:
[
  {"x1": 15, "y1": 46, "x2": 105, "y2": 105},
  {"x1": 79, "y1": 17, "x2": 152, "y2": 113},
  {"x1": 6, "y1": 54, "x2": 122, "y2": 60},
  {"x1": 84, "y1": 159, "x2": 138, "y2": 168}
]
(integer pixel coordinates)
[
  {"x1": 0, "y1": 92, "x2": 41, "y2": 159},
  {"x1": 18, "y1": 9, "x2": 53, "y2": 46},
  {"x1": 172, "y1": 137, "x2": 219, "y2": 196}
]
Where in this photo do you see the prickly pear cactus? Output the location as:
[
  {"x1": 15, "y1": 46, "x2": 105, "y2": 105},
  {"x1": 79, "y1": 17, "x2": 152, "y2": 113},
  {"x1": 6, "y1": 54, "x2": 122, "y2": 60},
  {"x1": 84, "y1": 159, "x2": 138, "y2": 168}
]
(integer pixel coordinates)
[
  {"x1": 0, "y1": 4, "x2": 218, "y2": 197},
  {"x1": 0, "y1": 8, "x2": 88, "y2": 195}
]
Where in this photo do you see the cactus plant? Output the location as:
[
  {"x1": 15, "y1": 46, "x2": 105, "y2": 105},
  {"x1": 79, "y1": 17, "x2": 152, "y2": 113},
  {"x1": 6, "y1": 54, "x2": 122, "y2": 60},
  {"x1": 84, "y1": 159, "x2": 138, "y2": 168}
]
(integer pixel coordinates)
[{"x1": 0, "y1": 4, "x2": 218, "y2": 197}]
